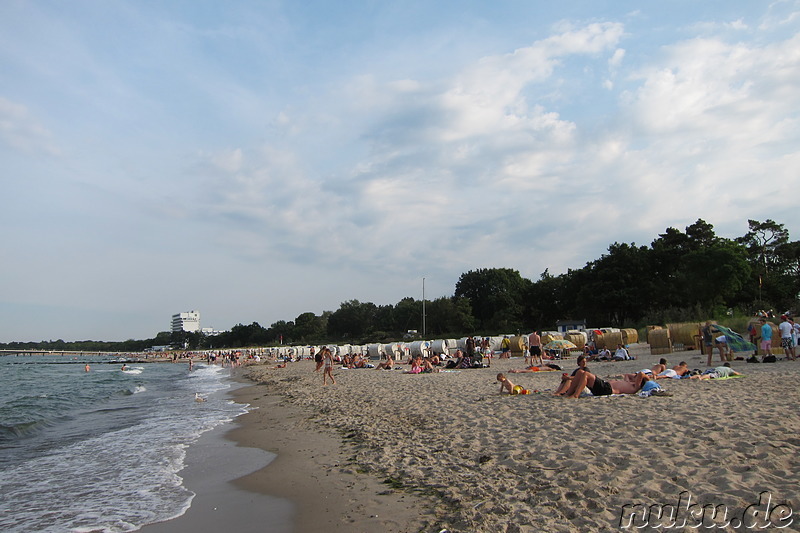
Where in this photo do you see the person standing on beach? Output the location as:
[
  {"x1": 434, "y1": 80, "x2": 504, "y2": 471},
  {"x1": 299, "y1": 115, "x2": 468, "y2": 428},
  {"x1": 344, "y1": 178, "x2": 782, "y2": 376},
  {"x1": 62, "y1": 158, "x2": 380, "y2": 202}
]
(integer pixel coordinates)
[
  {"x1": 322, "y1": 347, "x2": 336, "y2": 385},
  {"x1": 714, "y1": 334, "x2": 733, "y2": 362},
  {"x1": 500, "y1": 336, "x2": 511, "y2": 358},
  {"x1": 779, "y1": 315, "x2": 796, "y2": 361},
  {"x1": 528, "y1": 331, "x2": 542, "y2": 366},
  {"x1": 466, "y1": 336, "x2": 476, "y2": 359},
  {"x1": 702, "y1": 321, "x2": 717, "y2": 366},
  {"x1": 793, "y1": 319, "x2": 800, "y2": 353},
  {"x1": 314, "y1": 346, "x2": 324, "y2": 372},
  {"x1": 480, "y1": 337, "x2": 492, "y2": 362},
  {"x1": 760, "y1": 317, "x2": 773, "y2": 356}
]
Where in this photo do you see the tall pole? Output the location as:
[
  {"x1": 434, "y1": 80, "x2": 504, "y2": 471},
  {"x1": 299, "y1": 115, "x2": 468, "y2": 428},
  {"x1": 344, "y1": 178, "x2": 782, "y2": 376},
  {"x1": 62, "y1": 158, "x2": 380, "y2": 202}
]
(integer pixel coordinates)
[{"x1": 422, "y1": 277, "x2": 426, "y2": 337}]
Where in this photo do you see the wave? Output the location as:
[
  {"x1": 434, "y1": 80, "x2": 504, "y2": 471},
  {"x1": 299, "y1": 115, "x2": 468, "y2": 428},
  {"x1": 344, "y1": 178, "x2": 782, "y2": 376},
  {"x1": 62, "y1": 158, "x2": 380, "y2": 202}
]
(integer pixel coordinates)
[{"x1": 0, "y1": 418, "x2": 55, "y2": 443}]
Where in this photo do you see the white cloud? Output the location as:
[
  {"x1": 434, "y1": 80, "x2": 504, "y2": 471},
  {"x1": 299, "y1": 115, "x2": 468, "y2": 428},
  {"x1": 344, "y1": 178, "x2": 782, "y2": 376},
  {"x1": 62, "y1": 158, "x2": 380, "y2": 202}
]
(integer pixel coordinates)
[
  {"x1": 0, "y1": 97, "x2": 60, "y2": 156},
  {"x1": 609, "y1": 48, "x2": 626, "y2": 69}
]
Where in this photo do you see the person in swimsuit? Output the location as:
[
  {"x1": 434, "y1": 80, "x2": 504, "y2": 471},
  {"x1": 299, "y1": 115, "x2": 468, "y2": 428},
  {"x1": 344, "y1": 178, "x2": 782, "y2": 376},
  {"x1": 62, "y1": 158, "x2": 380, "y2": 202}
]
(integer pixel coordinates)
[
  {"x1": 508, "y1": 365, "x2": 558, "y2": 373},
  {"x1": 655, "y1": 362, "x2": 690, "y2": 379},
  {"x1": 376, "y1": 355, "x2": 395, "y2": 370},
  {"x1": 528, "y1": 331, "x2": 543, "y2": 366},
  {"x1": 690, "y1": 362, "x2": 741, "y2": 380},
  {"x1": 559, "y1": 370, "x2": 650, "y2": 398},
  {"x1": 651, "y1": 358, "x2": 668, "y2": 375},
  {"x1": 497, "y1": 373, "x2": 518, "y2": 394},
  {"x1": 552, "y1": 355, "x2": 589, "y2": 395},
  {"x1": 322, "y1": 347, "x2": 336, "y2": 385}
]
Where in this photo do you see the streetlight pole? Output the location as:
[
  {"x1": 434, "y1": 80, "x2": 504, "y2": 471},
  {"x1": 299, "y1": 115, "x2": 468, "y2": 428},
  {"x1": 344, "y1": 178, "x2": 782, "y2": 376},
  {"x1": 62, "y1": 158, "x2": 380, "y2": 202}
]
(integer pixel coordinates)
[{"x1": 422, "y1": 277, "x2": 426, "y2": 337}]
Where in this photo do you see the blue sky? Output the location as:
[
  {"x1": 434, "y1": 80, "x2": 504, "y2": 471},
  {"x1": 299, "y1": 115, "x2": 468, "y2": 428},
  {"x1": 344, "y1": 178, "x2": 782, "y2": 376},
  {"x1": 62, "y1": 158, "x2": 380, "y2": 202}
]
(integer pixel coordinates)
[{"x1": 1, "y1": 1, "x2": 798, "y2": 342}]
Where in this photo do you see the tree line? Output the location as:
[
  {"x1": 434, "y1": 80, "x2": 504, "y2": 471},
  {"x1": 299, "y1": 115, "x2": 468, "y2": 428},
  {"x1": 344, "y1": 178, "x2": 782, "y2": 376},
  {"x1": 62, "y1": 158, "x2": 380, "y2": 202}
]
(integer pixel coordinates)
[{"x1": 3, "y1": 219, "x2": 796, "y2": 352}]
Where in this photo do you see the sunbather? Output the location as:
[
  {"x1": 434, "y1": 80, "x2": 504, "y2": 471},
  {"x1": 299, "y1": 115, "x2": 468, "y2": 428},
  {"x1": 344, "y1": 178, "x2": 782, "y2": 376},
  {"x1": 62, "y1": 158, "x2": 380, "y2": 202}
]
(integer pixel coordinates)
[
  {"x1": 559, "y1": 370, "x2": 650, "y2": 398},
  {"x1": 655, "y1": 362, "x2": 690, "y2": 379},
  {"x1": 690, "y1": 362, "x2": 741, "y2": 380},
  {"x1": 375, "y1": 356, "x2": 395, "y2": 370},
  {"x1": 552, "y1": 355, "x2": 589, "y2": 395},
  {"x1": 651, "y1": 358, "x2": 668, "y2": 375},
  {"x1": 508, "y1": 364, "x2": 559, "y2": 373}
]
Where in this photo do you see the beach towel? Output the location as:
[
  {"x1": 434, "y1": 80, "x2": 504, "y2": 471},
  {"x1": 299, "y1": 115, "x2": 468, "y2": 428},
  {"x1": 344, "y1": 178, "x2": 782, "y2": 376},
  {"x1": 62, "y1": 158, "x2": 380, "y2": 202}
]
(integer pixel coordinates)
[
  {"x1": 708, "y1": 374, "x2": 745, "y2": 380},
  {"x1": 638, "y1": 380, "x2": 668, "y2": 397},
  {"x1": 714, "y1": 325, "x2": 756, "y2": 353}
]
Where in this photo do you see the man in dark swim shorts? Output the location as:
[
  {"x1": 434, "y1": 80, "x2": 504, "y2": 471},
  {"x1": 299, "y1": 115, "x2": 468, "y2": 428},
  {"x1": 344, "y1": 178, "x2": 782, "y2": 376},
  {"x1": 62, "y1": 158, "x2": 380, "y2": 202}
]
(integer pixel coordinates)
[
  {"x1": 589, "y1": 376, "x2": 613, "y2": 396},
  {"x1": 559, "y1": 370, "x2": 649, "y2": 398}
]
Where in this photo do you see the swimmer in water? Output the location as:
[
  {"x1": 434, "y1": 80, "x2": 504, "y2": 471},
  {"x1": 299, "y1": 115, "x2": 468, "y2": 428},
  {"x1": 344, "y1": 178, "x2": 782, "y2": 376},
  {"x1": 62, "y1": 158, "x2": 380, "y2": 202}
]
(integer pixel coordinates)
[
  {"x1": 121, "y1": 364, "x2": 128, "y2": 371},
  {"x1": 85, "y1": 364, "x2": 91, "y2": 372}
]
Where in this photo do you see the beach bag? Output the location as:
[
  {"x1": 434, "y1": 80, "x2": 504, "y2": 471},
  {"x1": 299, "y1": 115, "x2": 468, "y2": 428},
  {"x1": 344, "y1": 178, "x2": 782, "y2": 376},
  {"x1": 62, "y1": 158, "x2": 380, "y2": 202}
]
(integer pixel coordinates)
[{"x1": 763, "y1": 355, "x2": 777, "y2": 363}]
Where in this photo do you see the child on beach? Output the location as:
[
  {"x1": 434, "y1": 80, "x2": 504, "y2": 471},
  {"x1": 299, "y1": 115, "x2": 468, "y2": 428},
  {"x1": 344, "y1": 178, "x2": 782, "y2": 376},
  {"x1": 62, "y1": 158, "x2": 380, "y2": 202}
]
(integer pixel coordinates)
[
  {"x1": 497, "y1": 373, "x2": 525, "y2": 394},
  {"x1": 322, "y1": 348, "x2": 336, "y2": 385}
]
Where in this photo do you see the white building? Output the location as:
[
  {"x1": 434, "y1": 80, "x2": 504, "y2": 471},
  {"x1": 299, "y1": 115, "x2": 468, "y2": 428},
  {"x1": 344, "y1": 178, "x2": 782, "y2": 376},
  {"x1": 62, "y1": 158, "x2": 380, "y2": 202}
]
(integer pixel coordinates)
[{"x1": 172, "y1": 311, "x2": 200, "y2": 333}]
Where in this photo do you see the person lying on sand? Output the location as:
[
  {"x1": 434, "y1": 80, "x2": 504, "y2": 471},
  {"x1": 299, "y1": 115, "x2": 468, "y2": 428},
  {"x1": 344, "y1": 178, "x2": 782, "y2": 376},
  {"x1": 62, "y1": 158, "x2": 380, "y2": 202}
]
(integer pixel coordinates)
[
  {"x1": 690, "y1": 362, "x2": 741, "y2": 380},
  {"x1": 558, "y1": 370, "x2": 650, "y2": 398},
  {"x1": 552, "y1": 355, "x2": 589, "y2": 395},
  {"x1": 651, "y1": 358, "x2": 668, "y2": 375},
  {"x1": 655, "y1": 362, "x2": 690, "y2": 379},
  {"x1": 508, "y1": 364, "x2": 559, "y2": 373}
]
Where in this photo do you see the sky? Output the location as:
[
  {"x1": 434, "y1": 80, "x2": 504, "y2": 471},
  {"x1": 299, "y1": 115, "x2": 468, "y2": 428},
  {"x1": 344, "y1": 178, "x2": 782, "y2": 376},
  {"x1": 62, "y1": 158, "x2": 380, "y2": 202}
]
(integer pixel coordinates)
[{"x1": 1, "y1": 1, "x2": 798, "y2": 342}]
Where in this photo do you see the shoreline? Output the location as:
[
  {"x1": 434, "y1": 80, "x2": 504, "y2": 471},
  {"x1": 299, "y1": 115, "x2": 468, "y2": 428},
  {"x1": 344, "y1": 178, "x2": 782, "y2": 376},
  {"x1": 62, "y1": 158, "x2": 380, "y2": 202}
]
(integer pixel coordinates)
[
  {"x1": 139, "y1": 366, "x2": 427, "y2": 533},
  {"x1": 224, "y1": 379, "x2": 430, "y2": 532},
  {"x1": 138, "y1": 381, "x2": 293, "y2": 533}
]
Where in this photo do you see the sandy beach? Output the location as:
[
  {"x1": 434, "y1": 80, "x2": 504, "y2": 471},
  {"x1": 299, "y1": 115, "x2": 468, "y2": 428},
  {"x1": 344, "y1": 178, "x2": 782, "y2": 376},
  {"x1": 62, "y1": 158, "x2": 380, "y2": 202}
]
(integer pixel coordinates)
[{"x1": 179, "y1": 345, "x2": 799, "y2": 532}]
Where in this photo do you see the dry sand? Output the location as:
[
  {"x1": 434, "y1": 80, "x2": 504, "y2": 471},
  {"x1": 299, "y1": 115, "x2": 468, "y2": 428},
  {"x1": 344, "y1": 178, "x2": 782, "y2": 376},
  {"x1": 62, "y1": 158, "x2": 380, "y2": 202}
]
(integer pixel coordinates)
[{"x1": 229, "y1": 345, "x2": 799, "y2": 532}]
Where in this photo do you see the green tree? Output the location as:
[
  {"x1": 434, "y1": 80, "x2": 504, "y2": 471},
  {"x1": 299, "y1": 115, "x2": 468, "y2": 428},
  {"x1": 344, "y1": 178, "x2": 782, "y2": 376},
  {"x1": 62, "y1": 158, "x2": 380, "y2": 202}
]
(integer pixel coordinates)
[
  {"x1": 681, "y1": 241, "x2": 751, "y2": 313},
  {"x1": 736, "y1": 219, "x2": 792, "y2": 309},
  {"x1": 737, "y1": 219, "x2": 790, "y2": 274},
  {"x1": 523, "y1": 269, "x2": 566, "y2": 329},
  {"x1": 267, "y1": 320, "x2": 293, "y2": 345},
  {"x1": 293, "y1": 312, "x2": 325, "y2": 342},
  {"x1": 424, "y1": 296, "x2": 475, "y2": 335},
  {"x1": 394, "y1": 297, "x2": 422, "y2": 333},
  {"x1": 454, "y1": 268, "x2": 529, "y2": 331},
  {"x1": 576, "y1": 242, "x2": 653, "y2": 326},
  {"x1": 327, "y1": 300, "x2": 377, "y2": 339}
]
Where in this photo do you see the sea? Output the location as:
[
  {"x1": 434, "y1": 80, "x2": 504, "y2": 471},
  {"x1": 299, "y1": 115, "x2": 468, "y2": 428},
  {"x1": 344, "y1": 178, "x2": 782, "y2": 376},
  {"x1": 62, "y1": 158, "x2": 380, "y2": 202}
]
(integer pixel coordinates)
[{"x1": 0, "y1": 354, "x2": 260, "y2": 532}]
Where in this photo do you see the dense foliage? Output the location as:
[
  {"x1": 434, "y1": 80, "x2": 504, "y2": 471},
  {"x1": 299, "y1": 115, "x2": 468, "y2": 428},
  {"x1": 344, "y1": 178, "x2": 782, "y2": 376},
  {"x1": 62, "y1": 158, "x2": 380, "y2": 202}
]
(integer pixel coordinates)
[{"x1": 2, "y1": 219, "x2": 797, "y2": 351}]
